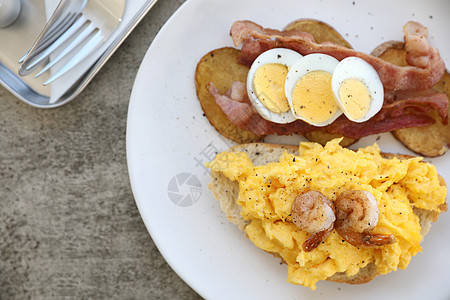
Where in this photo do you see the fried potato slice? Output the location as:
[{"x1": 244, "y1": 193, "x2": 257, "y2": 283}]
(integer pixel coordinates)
[
  {"x1": 372, "y1": 41, "x2": 450, "y2": 157},
  {"x1": 284, "y1": 19, "x2": 357, "y2": 147},
  {"x1": 301, "y1": 131, "x2": 358, "y2": 148},
  {"x1": 284, "y1": 18, "x2": 352, "y2": 48},
  {"x1": 195, "y1": 47, "x2": 262, "y2": 143}
]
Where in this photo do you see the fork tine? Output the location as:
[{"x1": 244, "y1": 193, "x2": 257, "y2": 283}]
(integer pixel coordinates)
[
  {"x1": 19, "y1": 16, "x2": 73, "y2": 64},
  {"x1": 18, "y1": 50, "x2": 29, "y2": 64},
  {"x1": 35, "y1": 22, "x2": 97, "y2": 78},
  {"x1": 33, "y1": 13, "x2": 80, "y2": 52},
  {"x1": 19, "y1": 13, "x2": 83, "y2": 74},
  {"x1": 21, "y1": 16, "x2": 87, "y2": 73},
  {"x1": 19, "y1": 0, "x2": 88, "y2": 66},
  {"x1": 18, "y1": 0, "x2": 125, "y2": 88},
  {"x1": 44, "y1": 30, "x2": 103, "y2": 85}
]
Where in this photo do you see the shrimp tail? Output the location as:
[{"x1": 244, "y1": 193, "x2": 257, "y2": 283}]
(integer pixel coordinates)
[
  {"x1": 362, "y1": 233, "x2": 396, "y2": 246},
  {"x1": 302, "y1": 224, "x2": 334, "y2": 252},
  {"x1": 334, "y1": 190, "x2": 396, "y2": 247},
  {"x1": 336, "y1": 227, "x2": 396, "y2": 247}
]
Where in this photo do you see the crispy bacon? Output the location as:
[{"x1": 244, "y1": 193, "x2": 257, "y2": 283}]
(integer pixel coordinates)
[
  {"x1": 384, "y1": 90, "x2": 448, "y2": 124},
  {"x1": 207, "y1": 81, "x2": 448, "y2": 139},
  {"x1": 230, "y1": 20, "x2": 445, "y2": 91}
]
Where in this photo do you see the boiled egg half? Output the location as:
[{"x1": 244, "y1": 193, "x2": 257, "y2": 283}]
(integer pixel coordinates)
[
  {"x1": 247, "y1": 50, "x2": 384, "y2": 126},
  {"x1": 247, "y1": 48, "x2": 303, "y2": 124},
  {"x1": 285, "y1": 54, "x2": 343, "y2": 127},
  {"x1": 331, "y1": 57, "x2": 384, "y2": 122}
]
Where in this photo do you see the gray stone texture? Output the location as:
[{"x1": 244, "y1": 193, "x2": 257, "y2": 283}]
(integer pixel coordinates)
[{"x1": 0, "y1": 0, "x2": 202, "y2": 298}]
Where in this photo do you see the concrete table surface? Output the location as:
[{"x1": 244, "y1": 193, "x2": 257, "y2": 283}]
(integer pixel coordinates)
[{"x1": 0, "y1": 0, "x2": 202, "y2": 298}]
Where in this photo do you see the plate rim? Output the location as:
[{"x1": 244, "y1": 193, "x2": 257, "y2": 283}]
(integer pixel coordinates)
[{"x1": 126, "y1": 0, "x2": 450, "y2": 298}]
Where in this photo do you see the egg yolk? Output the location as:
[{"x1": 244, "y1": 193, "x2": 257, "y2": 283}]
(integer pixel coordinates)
[
  {"x1": 292, "y1": 71, "x2": 338, "y2": 123},
  {"x1": 253, "y1": 63, "x2": 290, "y2": 114},
  {"x1": 339, "y1": 79, "x2": 371, "y2": 120}
]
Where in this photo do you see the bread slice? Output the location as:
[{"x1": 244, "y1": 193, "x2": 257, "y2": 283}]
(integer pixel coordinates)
[{"x1": 209, "y1": 143, "x2": 447, "y2": 284}]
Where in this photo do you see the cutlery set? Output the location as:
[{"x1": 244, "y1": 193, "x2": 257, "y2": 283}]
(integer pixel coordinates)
[
  {"x1": 18, "y1": 0, "x2": 126, "y2": 85},
  {"x1": 0, "y1": 0, "x2": 162, "y2": 108}
]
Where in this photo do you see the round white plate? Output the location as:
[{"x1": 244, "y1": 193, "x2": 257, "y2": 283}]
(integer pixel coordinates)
[{"x1": 127, "y1": 0, "x2": 450, "y2": 299}]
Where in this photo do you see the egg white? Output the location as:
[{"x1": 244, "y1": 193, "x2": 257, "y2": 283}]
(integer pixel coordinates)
[
  {"x1": 332, "y1": 57, "x2": 384, "y2": 123},
  {"x1": 247, "y1": 48, "x2": 303, "y2": 124},
  {"x1": 285, "y1": 53, "x2": 343, "y2": 127}
]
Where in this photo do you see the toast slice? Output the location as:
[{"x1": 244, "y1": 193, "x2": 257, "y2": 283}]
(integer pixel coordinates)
[{"x1": 209, "y1": 142, "x2": 447, "y2": 285}]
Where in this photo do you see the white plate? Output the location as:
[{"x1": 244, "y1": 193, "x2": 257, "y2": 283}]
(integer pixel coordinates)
[{"x1": 126, "y1": 0, "x2": 450, "y2": 299}]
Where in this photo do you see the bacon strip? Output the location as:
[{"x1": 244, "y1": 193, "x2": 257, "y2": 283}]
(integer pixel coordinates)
[
  {"x1": 384, "y1": 90, "x2": 448, "y2": 124},
  {"x1": 230, "y1": 20, "x2": 445, "y2": 91},
  {"x1": 207, "y1": 81, "x2": 448, "y2": 139}
]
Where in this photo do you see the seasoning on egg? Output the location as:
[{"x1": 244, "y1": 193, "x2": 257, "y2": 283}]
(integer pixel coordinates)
[
  {"x1": 246, "y1": 48, "x2": 303, "y2": 124},
  {"x1": 206, "y1": 138, "x2": 447, "y2": 290},
  {"x1": 253, "y1": 63, "x2": 290, "y2": 113},
  {"x1": 285, "y1": 53, "x2": 343, "y2": 127},
  {"x1": 291, "y1": 70, "x2": 338, "y2": 124},
  {"x1": 332, "y1": 57, "x2": 384, "y2": 123},
  {"x1": 338, "y1": 78, "x2": 371, "y2": 120},
  {"x1": 247, "y1": 49, "x2": 384, "y2": 126}
]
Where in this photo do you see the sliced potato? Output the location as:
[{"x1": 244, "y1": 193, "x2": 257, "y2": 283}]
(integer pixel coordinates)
[
  {"x1": 284, "y1": 18, "x2": 352, "y2": 48},
  {"x1": 303, "y1": 131, "x2": 358, "y2": 148},
  {"x1": 195, "y1": 47, "x2": 261, "y2": 143},
  {"x1": 373, "y1": 41, "x2": 450, "y2": 157}
]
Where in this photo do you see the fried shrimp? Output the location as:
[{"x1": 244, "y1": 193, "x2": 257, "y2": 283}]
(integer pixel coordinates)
[
  {"x1": 335, "y1": 190, "x2": 396, "y2": 247},
  {"x1": 291, "y1": 191, "x2": 336, "y2": 252}
]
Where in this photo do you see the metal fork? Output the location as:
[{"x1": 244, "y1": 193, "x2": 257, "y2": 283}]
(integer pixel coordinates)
[{"x1": 19, "y1": 0, "x2": 125, "y2": 85}]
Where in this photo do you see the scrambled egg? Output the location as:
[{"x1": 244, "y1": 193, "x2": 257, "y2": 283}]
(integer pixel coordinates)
[{"x1": 207, "y1": 139, "x2": 447, "y2": 290}]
